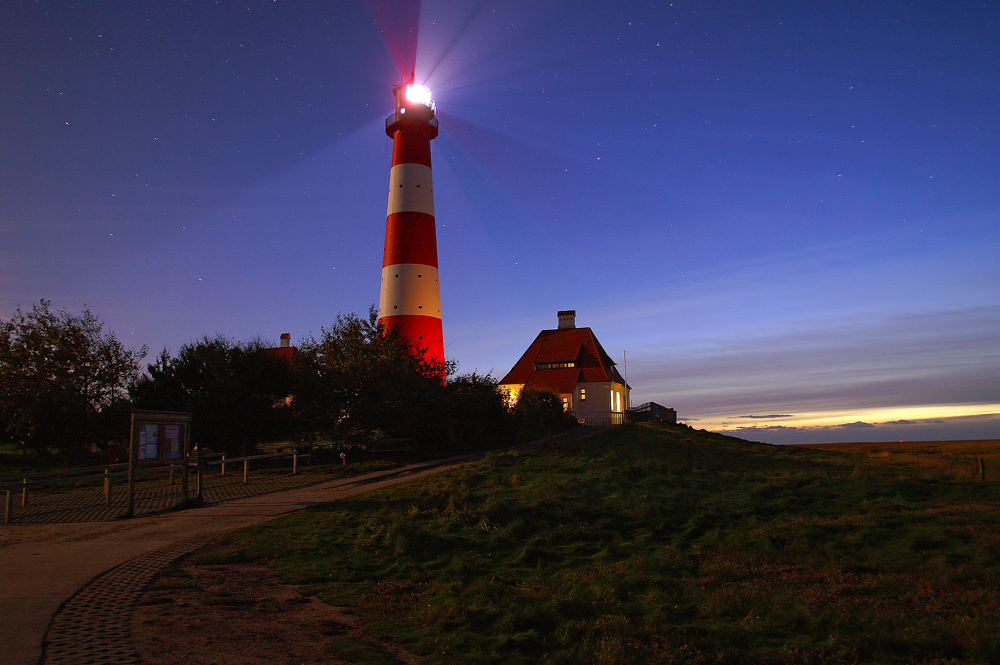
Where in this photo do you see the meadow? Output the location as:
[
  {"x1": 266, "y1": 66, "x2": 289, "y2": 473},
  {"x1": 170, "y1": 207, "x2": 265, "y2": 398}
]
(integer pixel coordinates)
[
  {"x1": 792, "y1": 440, "x2": 1000, "y2": 483},
  {"x1": 201, "y1": 424, "x2": 1000, "y2": 664}
]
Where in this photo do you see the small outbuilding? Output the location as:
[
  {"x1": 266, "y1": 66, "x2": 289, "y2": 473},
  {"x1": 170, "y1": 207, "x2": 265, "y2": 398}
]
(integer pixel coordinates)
[
  {"x1": 628, "y1": 401, "x2": 677, "y2": 425},
  {"x1": 499, "y1": 310, "x2": 630, "y2": 425}
]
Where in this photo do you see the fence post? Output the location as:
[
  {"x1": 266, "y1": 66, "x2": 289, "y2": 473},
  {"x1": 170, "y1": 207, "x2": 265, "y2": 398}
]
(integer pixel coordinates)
[
  {"x1": 980, "y1": 458, "x2": 986, "y2": 481},
  {"x1": 4, "y1": 489, "x2": 10, "y2": 524},
  {"x1": 243, "y1": 459, "x2": 249, "y2": 485},
  {"x1": 293, "y1": 452, "x2": 298, "y2": 475},
  {"x1": 221, "y1": 453, "x2": 227, "y2": 476},
  {"x1": 21, "y1": 478, "x2": 27, "y2": 508},
  {"x1": 104, "y1": 468, "x2": 112, "y2": 508},
  {"x1": 127, "y1": 416, "x2": 137, "y2": 518},
  {"x1": 196, "y1": 449, "x2": 204, "y2": 501}
]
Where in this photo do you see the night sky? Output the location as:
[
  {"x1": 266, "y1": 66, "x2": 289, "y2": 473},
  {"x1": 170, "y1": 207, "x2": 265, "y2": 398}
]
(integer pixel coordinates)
[{"x1": 2, "y1": 1, "x2": 997, "y2": 444}]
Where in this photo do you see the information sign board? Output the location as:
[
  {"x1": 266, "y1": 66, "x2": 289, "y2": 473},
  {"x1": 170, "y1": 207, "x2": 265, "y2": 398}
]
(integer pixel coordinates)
[{"x1": 127, "y1": 411, "x2": 193, "y2": 517}]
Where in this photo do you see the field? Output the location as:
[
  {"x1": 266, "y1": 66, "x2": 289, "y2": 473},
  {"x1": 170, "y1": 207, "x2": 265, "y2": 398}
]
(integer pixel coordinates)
[
  {"x1": 196, "y1": 425, "x2": 1000, "y2": 664},
  {"x1": 791, "y1": 439, "x2": 1000, "y2": 482},
  {"x1": 794, "y1": 440, "x2": 1000, "y2": 455}
]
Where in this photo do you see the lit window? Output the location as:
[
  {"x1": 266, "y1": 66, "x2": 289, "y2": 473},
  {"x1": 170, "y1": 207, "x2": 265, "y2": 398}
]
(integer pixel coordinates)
[
  {"x1": 534, "y1": 361, "x2": 576, "y2": 370},
  {"x1": 616, "y1": 391, "x2": 621, "y2": 413},
  {"x1": 580, "y1": 388, "x2": 586, "y2": 400},
  {"x1": 562, "y1": 396, "x2": 569, "y2": 411}
]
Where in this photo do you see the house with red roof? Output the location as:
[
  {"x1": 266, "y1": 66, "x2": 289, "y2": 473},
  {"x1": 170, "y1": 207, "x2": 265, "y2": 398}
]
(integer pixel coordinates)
[
  {"x1": 265, "y1": 333, "x2": 297, "y2": 367},
  {"x1": 499, "y1": 311, "x2": 630, "y2": 425},
  {"x1": 265, "y1": 333, "x2": 297, "y2": 407}
]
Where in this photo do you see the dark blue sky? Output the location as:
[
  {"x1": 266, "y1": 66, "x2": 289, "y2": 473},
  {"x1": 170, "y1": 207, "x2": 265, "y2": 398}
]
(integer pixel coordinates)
[{"x1": 2, "y1": 1, "x2": 997, "y2": 443}]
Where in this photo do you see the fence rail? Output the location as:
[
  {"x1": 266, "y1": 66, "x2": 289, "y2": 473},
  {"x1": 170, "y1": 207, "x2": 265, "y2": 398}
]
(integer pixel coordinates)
[
  {"x1": 0, "y1": 463, "x2": 130, "y2": 485},
  {"x1": 3, "y1": 448, "x2": 312, "y2": 525},
  {"x1": 576, "y1": 413, "x2": 627, "y2": 427}
]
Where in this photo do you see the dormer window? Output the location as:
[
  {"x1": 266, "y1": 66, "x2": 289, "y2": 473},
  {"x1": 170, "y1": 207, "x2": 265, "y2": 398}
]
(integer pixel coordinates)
[{"x1": 535, "y1": 361, "x2": 575, "y2": 370}]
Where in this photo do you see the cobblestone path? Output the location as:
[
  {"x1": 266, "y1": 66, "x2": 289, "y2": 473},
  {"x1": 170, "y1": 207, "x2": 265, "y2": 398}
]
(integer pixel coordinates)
[{"x1": 42, "y1": 539, "x2": 210, "y2": 664}]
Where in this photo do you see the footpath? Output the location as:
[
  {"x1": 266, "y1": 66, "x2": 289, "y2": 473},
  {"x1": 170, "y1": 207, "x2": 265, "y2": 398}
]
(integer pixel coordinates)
[{"x1": 0, "y1": 454, "x2": 481, "y2": 665}]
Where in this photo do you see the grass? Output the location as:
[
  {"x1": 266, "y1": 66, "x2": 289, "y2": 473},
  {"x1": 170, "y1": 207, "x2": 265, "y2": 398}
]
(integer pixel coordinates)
[
  {"x1": 324, "y1": 635, "x2": 396, "y2": 664},
  {"x1": 792, "y1": 439, "x2": 1000, "y2": 483},
  {"x1": 199, "y1": 424, "x2": 1000, "y2": 664}
]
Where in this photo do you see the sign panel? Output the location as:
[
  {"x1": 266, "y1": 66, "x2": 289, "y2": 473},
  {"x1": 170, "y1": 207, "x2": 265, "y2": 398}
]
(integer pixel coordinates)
[
  {"x1": 139, "y1": 423, "x2": 159, "y2": 461},
  {"x1": 164, "y1": 424, "x2": 184, "y2": 461}
]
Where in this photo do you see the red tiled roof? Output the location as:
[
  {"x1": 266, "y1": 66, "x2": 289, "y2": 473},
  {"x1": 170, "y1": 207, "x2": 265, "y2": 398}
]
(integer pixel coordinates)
[
  {"x1": 534, "y1": 340, "x2": 581, "y2": 364},
  {"x1": 499, "y1": 327, "x2": 627, "y2": 391},
  {"x1": 265, "y1": 346, "x2": 297, "y2": 367},
  {"x1": 523, "y1": 368, "x2": 581, "y2": 395}
]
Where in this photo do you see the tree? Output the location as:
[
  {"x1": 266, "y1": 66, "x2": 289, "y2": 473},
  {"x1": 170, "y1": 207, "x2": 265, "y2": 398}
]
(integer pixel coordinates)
[
  {"x1": 131, "y1": 336, "x2": 297, "y2": 456},
  {"x1": 0, "y1": 299, "x2": 146, "y2": 457},
  {"x1": 296, "y1": 307, "x2": 451, "y2": 446},
  {"x1": 297, "y1": 309, "x2": 574, "y2": 452},
  {"x1": 443, "y1": 372, "x2": 513, "y2": 450}
]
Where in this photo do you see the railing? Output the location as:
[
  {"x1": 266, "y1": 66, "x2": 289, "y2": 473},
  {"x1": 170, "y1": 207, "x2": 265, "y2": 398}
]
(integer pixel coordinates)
[
  {"x1": 2, "y1": 461, "x2": 178, "y2": 524},
  {"x1": 385, "y1": 113, "x2": 438, "y2": 132},
  {"x1": 203, "y1": 450, "x2": 311, "y2": 488},
  {"x1": 2, "y1": 448, "x2": 312, "y2": 524},
  {"x1": 576, "y1": 412, "x2": 627, "y2": 427}
]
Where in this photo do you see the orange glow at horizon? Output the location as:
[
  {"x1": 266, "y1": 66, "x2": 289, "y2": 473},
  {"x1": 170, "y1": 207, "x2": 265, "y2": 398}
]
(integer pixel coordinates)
[{"x1": 702, "y1": 403, "x2": 1000, "y2": 432}]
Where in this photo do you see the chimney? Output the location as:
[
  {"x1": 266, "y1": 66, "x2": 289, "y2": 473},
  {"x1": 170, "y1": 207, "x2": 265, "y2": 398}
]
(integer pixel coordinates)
[
  {"x1": 280, "y1": 333, "x2": 291, "y2": 348},
  {"x1": 557, "y1": 310, "x2": 576, "y2": 330}
]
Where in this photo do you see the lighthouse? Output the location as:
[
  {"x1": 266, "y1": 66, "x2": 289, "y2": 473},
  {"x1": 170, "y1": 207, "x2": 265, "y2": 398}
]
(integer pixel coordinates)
[{"x1": 378, "y1": 77, "x2": 445, "y2": 369}]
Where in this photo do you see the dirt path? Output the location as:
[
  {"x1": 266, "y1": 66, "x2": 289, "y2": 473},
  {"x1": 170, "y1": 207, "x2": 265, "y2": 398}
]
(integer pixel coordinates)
[{"x1": 133, "y1": 558, "x2": 421, "y2": 665}]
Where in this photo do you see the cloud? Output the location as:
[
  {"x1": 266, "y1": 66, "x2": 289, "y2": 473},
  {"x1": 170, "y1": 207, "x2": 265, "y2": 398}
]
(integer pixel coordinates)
[
  {"x1": 725, "y1": 425, "x2": 799, "y2": 433},
  {"x1": 732, "y1": 420, "x2": 873, "y2": 433},
  {"x1": 738, "y1": 414, "x2": 794, "y2": 419},
  {"x1": 630, "y1": 305, "x2": 1000, "y2": 417},
  {"x1": 717, "y1": 413, "x2": 999, "y2": 445}
]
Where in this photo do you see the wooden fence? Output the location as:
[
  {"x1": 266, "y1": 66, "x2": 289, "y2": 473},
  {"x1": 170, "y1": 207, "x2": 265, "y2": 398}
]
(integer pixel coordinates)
[{"x1": 2, "y1": 448, "x2": 311, "y2": 524}]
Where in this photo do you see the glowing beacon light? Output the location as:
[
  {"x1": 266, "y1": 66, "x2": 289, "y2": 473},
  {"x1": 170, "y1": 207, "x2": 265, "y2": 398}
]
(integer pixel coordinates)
[
  {"x1": 404, "y1": 84, "x2": 433, "y2": 108},
  {"x1": 378, "y1": 75, "x2": 445, "y2": 373}
]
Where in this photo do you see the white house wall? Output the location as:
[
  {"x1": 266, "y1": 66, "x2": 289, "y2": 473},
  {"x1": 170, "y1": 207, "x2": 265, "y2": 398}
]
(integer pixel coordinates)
[
  {"x1": 500, "y1": 380, "x2": 630, "y2": 422},
  {"x1": 572, "y1": 381, "x2": 606, "y2": 417}
]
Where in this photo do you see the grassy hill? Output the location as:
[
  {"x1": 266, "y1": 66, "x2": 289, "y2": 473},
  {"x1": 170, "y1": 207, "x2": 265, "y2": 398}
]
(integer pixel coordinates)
[{"x1": 202, "y1": 424, "x2": 1000, "y2": 664}]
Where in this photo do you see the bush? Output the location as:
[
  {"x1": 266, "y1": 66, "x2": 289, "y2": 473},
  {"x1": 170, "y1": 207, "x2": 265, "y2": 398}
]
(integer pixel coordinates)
[{"x1": 511, "y1": 389, "x2": 578, "y2": 441}]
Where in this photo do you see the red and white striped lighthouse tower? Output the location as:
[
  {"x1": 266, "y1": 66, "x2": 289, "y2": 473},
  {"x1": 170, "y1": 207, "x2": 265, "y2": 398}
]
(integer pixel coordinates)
[{"x1": 378, "y1": 77, "x2": 445, "y2": 368}]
